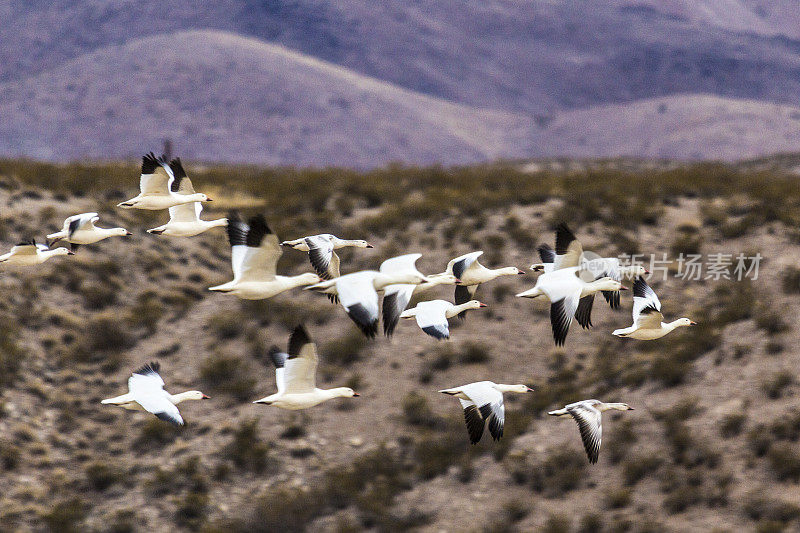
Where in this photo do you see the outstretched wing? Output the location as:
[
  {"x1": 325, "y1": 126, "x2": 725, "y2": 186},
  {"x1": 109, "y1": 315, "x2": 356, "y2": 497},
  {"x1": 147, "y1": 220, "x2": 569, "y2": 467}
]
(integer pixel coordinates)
[
  {"x1": 283, "y1": 325, "x2": 318, "y2": 394},
  {"x1": 448, "y1": 251, "x2": 483, "y2": 280},
  {"x1": 632, "y1": 276, "x2": 663, "y2": 328},
  {"x1": 382, "y1": 284, "x2": 415, "y2": 336},
  {"x1": 305, "y1": 236, "x2": 337, "y2": 279},
  {"x1": 414, "y1": 300, "x2": 451, "y2": 340},
  {"x1": 336, "y1": 273, "x2": 380, "y2": 338},
  {"x1": 462, "y1": 383, "x2": 505, "y2": 442},
  {"x1": 139, "y1": 153, "x2": 174, "y2": 195},
  {"x1": 127, "y1": 362, "x2": 184, "y2": 425},
  {"x1": 567, "y1": 402, "x2": 602, "y2": 464},
  {"x1": 551, "y1": 291, "x2": 581, "y2": 346},
  {"x1": 554, "y1": 223, "x2": 583, "y2": 269}
]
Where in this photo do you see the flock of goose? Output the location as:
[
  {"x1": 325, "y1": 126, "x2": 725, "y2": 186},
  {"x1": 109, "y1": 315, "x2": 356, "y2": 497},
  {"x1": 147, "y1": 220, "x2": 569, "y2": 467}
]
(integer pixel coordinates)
[{"x1": 1, "y1": 153, "x2": 698, "y2": 463}]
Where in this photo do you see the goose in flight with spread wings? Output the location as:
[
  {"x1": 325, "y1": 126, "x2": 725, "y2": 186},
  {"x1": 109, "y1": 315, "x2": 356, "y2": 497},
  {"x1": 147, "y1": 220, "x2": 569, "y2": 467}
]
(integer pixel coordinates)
[
  {"x1": 46, "y1": 212, "x2": 131, "y2": 251},
  {"x1": 516, "y1": 267, "x2": 626, "y2": 346},
  {"x1": 117, "y1": 153, "x2": 212, "y2": 210},
  {"x1": 281, "y1": 234, "x2": 372, "y2": 280},
  {"x1": 381, "y1": 272, "x2": 460, "y2": 336},
  {"x1": 253, "y1": 325, "x2": 359, "y2": 409},
  {"x1": 305, "y1": 254, "x2": 429, "y2": 338},
  {"x1": 147, "y1": 159, "x2": 227, "y2": 236},
  {"x1": 209, "y1": 212, "x2": 320, "y2": 299},
  {"x1": 101, "y1": 362, "x2": 210, "y2": 425},
  {"x1": 531, "y1": 224, "x2": 646, "y2": 310},
  {"x1": 447, "y1": 251, "x2": 524, "y2": 318},
  {"x1": 399, "y1": 299, "x2": 487, "y2": 340},
  {"x1": 613, "y1": 276, "x2": 696, "y2": 340},
  {"x1": 0, "y1": 239, "x2": 73, "y2": 265},
  {"x1": 440, "y1": 381, "x2": 532, "y2": 444},
  {"x1": 548, "y1": 399, "x2": 634, "y2": 463}
]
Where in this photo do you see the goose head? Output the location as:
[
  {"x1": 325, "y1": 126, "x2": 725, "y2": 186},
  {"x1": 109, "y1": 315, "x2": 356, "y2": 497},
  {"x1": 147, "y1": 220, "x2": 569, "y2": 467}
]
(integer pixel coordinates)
[
  {"x1": 461, "y1": 300, "x2": 487, "y2": 311},
  {"x1": 333, "y1": 387, "x2": 360, "y2": 398},
  {"x1": 111, "y1": 227, "x2": 133, "y2": 237},
  {"x1": 186, "y1": 192, "x2": 211, "y2": 202},
  {"x1": 343, "y1": 239, "x2": 373, "y2": 248},
  {"x1": 171, "y1": 390, "x2": 211, "y2": 404},
  {"x1": 676, "y1": 318, "x2": 697, "y2": 328},
  {"x1": 495, "y1": 384, "x2": 534, "y2": 394}
]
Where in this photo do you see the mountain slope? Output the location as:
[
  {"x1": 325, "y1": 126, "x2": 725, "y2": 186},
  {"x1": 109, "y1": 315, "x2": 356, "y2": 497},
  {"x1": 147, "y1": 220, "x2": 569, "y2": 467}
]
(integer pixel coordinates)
[{"x1": 0, "y1": 30, "x2": 533, "y2": 166}]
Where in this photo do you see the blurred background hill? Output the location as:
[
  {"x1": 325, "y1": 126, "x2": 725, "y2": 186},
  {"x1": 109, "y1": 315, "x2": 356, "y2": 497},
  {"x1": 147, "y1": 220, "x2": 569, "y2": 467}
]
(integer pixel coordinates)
[{"x1": 4, "y1": 1, "x2": 800, "y2": 165}]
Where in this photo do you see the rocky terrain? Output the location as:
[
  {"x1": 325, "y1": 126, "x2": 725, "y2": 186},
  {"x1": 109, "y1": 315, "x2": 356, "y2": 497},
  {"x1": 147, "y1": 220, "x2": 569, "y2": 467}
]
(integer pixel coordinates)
[{"x1": 0, "y1": 157, "x2": 799, "y2": 531}]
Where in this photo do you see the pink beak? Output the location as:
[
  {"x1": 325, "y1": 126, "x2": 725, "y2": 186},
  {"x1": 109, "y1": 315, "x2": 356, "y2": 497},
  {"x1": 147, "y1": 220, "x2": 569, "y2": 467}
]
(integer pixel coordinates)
[
  {"x1": 201, "y1": 394, "x2": 210, "y2": 399},
  {"x1": 479, "y1": 302, "x2": 488, "y2": 308}
]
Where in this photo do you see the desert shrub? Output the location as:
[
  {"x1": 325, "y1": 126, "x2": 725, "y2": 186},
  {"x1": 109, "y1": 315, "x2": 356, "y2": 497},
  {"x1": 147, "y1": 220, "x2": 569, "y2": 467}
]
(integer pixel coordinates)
[
  {"x1": 80, "y1": 282, "x2": 117, "y2": 310},
  {"x1": 606, "y1": 419, "x2": 638, "y2": 464},
  {"x1": 541, "y1": 514, "x2": 571, "y2": 533},
  {"x1": 458, "y1": 341, "x2": 492, "y2": 364},
  {"x1": 323, "y1": 329, "x2": 368, "y2": 367},
  {"x1": 0, "y1": 317, "x2": 27, "y2": 391},
  {"x1": 105, "y1": 509, "x2": 137, "y2": 533},
  {"x1": 0, "y1": 439, "x2": 21, "y2": 470},
  {"x1": 604, "y1": 487, "x2": 632, "y2": 509},
  {"x1": 755, "y1": 520, "x2": 787, "y2": 533},
  {"x1": 127, "y1": 291, "x2": 165, "y2": 334},
  {"x1": 670, "y1": 228, "x2": 702, "y2": 256},
  {"x1": 175, "y1": 490, "x2": 209, "y2": 530},
  {"x1": 401, "y1": 391, "x2": 441, "y2": 428},
  {"x1": 743, "y1": 493, "x2": 800, "y2": 523},
  {"x1": 719, "y1": 413, "x2": 747, "y2": 438},
  {"x1": 755, "y1": 306, "x2": 790, "y2": 335},
  {"x1": 762, "y1": 371, "x2": 794, "y2": 399},
  {"x1": 412, "y1": 423, "x2": 471, "y2": 480},
  {"x1": 84, "y1": 461, "x2": 124, "y2": 491},
  {"x1": 223, "y1": 418, "x2": 269, "y2": 473},
  {"x1": 135, "y1": 418, "x2": 181, "y2": 449},
  {"x1": 199, "y1": 353, "x2": 257, "y2": 401},
  {"x1": 767, "y1": 444, "x2": 800, "y2": 482},
  {"x1": 41, "y1": 498, "x2": 87, "y2": 533},
  {"x1": 248, "y1": 486, "x2": 323, "y2": 531},
  {"x1": 578, "y1": 513, "x2": 604, "y2": 533},
  {"x1": 781, "y1": 266, "x2": 800, "y2": 294},
  {"x1": 623, "y1": 454, "x2": 663, "y2": 486},
  {"x1": 661, "y1": 469, "x2": 704, "y2": 513},
  {"x1": 528, "y1": 447, "x2": 586, "y2": 497},
  {"x1": 207, "y1": 311, "x2": 244, "y2": 340},
  {"x1": 748, "y1": 425, "x2": 774, "y2": 457},
  {"x1": 69, "y1": 311, "x2": 134, "y2": 365}
]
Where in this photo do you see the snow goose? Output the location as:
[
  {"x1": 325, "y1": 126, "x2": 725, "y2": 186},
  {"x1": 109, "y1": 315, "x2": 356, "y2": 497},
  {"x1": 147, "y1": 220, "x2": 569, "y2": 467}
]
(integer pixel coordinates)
[
  {"x1": 448, "y1": 251, "x2": 524, "y2": 318},
  {"x1": 253, "y1": 325, "x2": 359, "y2": 409},
  {"x1": 46, "y1": 212, "x2": 132, "y2": 251},
  {"x1": 548, "y1": 399, "x2": 634, "y2": 463},
  {"x1": 381, "y1": 272, "x2": 460, "y2": 336},
  {"x1": 0, "y1": 239, "x2": 73, "y2": 265},
  {"x1": 439, "y1": 381, "x2": 533, "y2": 444},
  {"x1": 399, "y1": 299, "x2": 487, "y2": 340},
  {"x1": 147, "y1": 159, "x2": 227, "y2": 236},
  {"x1": 531, "y1": 224, "x2": 646, "y2": 309},
  {"x1": 516, "y1": 268, "x2": 626, "y2": 346},
  {"x1": 613, "y1": 276, "x2": 696, "y2": 340},
  {"x1": 209, "y1": 212, "x2": 320, "y2": 299},
  {"x1": 117, "y1": 153, "x2": 212, "y2": 210},
  {"x1": 101, "y1": 362, "x2": 209, "y2": 425},
  {"x1": 305, "y1": 253, "x2": 428, "y2": 337},
  {"x1": 281, "y1": 234, "x2": 373, "y2": 280}
]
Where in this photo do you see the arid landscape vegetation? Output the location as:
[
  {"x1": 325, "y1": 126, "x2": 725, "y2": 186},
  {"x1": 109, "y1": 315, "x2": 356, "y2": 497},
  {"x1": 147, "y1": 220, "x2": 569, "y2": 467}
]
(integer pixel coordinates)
[{"x1": 0, "y1": 156, "x2": 799, "y2": 531}]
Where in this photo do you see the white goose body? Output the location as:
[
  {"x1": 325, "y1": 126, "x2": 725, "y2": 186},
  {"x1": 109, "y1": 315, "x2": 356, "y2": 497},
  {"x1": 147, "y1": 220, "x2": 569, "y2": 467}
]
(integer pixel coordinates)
[
  {"x1": 101, "y1": 362, "x2": 209, "y2": 425},
  {"x1": 209, "y1": 212, "x2": 320, "y2": 300},
  {"x1": 46, "y1": 212, "x2": 131, "y2": 250},
  {"x1": 148, "y1": 159, "x2": 227, "y2": 237},
  {"x1": 281, "y1": 234, "x2": 372, "y2": 280},
  {"x1": 548, "y1": 399, "x2": 634, "y2": 463},
  {"x1": 381, "y1": 272, "x2": 460, "y2": 336},
  {"x1": 439, "y1": 381, "x2": 532, "y2": 444},
  {"x1": 448, "y1": 251, "x2": 524, "y2": 311},
  {"x1": 305, "y1": 253, "x2": 428, "y2": 337},
  {"x1": 400, "y1": 299, "x2": 487, "y2": 339},
  {"x1": 0, "y1": 240, "x2": 72, "y2": 266},
  {"x1": 613, "y1": 276, "x2": 696, "y2": 340},
  {"x1": 254, "y1": 325, "x2": 358, "y2": 410},
  {"x1": 118, "y1": 153, "x2": 211, "y2": 210}
]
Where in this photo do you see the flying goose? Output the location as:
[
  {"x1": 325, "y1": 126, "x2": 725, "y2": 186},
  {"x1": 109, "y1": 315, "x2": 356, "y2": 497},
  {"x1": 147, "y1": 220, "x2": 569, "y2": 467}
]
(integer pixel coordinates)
[
  {"x1": 613, "y1": 276, "x2": 696, "y2": 340},
  {"x1": 548, "y1": 399, "x2": 634, "y2": 463},
  {"x1": 531, "y1": 224, "x2": 646, "y2": 310},
  {"x1": 147, "y1": 159, "x2": 227, "y2": 236},
  {"x1": 209, "y1": 212, "x2": 320, "y2": 299},
  {"x1": 516, "y1": 268, "x2": 626, "y2": 346},
  {"x1": 117, "y1": 153, "x2": 212, "y2": 210},
  {"x1": 399, "y1": 299, "x2": 487, "y2": 340},
  {"x1": 448, "y1": 251, "x2": 524, "y2": 318},
  {"x1": 382, "y1": 272, "x2": 460, "y2": 336},
  {"x1": 101, "y1": 362, "x2": 210, "y2": 425},
  {"x1": 281, "y1": 234, "x2": 373, "y2": 281},
  {"x1": 440, "y1": 381, "x2": 533, "y2": 444},
  {"x1": 0, "y1": 240, "x2": 73, "y2": 265},
  {"x1": 305, "y1": 253, "x2": 429, "y2": 337},
  {"x1": 253, "y1": 325, "x2": 359, "y2": 409},
  {"x1": 46, "y1": 212, "x2": 132, "y2": 251}
]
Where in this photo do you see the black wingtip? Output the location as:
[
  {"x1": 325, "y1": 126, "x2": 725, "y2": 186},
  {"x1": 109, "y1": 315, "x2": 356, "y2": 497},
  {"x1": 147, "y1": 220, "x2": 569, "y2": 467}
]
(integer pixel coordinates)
[
  {"x1": 168, "y1": 158, "x2": 186, "y2": 179},
  {"x1": 537, "y1": 243, "x2": 556, "y2": 264},
  {"x1": 288, "y1": 324, "x2": 311, "y2": 356},
  {"x1": 422, "y1": 325, "x2": 450, "y2": 340},
  {"x1": 555, "y1": 222, "x2": 577, "y2": 255},
  {"x1": 246, "y1": 215, "x2": 273, "y2": 247},
  {"x1": 346, "y1": 304, "x2": 378, "y2": 338},
  {"x1": 268, "y1": 346, "x2": 288, "y2": 368},
  {"x1": 133, "y1": 361, "x2": 160, "y2": 376},
  {"x1": 141, "y1": 152, "x2": 159, "y2": 174},
  {"x1": 226, "y1": 211, "x2": 248, "y2": 247},
  {"x1": 633, "y1": 276, "x2": 650, "y2": 298}
]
